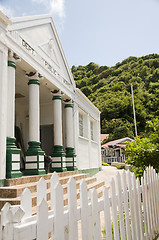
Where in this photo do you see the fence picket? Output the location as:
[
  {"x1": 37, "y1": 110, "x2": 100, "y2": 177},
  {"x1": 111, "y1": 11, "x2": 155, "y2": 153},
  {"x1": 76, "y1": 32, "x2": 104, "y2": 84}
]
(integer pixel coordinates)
[
  {"x1": 155, "y1": 171, "x2": 159, "y2": 227},
  {"x1": 103, "y1": 186, "x2": 112, "y2": 240},
  {"x1": 80, "y1": 179, "x2": 91, "y2": 240},
  {"x1": 151, "y1": 168, "x2": 157, "y2": 230},
  {"x1": 121, "y1": 170, "x2": 131, "y2": 240},
  {"x1": 148, "y1": 167, "x2": 155, "y2": 237},
  {"x1": 90, "y1": 188, "x2": 101, "y2": 240},
  {"x1": 37, "y1": 177, "x2": 47, "y2": 207},
  {"x1": 127, "y1": 170, "x2": 136, "y2": 240},
  {"x1": 116, "y1": 172, "x2": 126, "y2": 240},
  {"x1": 110, "y1": 178, "x2": 120, "y2": 240},
  {"x1": 53, "y1": 182, "x2": 65, "y2": 240},
  {"x1": 136, "y1": 178, "x2": 144, "y2": 240},
  {"x1": 37, "y1": 199, "x2": 48, "y2": 240},
  {"x1": 21, "y1": 188, "x2": 32, "y2": 219},
  {"x1": 50, "y1": 172, "x2": 59, "y2": 210},
  {"x1": 144, "y1": 171, "x2": 152, "y2": 238},
  {"x1": 141, "y1": 176, "x2": 148, "y2": 239},
  {"x1": 146, "y1": 168, "x2": 153, "y2": 238},
  {"x1": 132, "y1": 173, "x2": 140, "y2": 239},
  {"x1": 68, "y1": 177, "x2": 78, "y2": 240}
]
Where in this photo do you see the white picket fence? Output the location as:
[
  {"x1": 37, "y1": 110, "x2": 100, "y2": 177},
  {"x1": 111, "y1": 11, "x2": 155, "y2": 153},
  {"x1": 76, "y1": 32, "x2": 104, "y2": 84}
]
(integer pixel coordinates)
[{"x1": 0, "y1": 166, "x2": 159, "y2": 240}]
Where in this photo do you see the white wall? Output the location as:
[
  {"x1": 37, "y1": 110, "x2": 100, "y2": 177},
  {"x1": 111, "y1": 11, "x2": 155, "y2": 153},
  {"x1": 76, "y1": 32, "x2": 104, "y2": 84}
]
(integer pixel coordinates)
[{"x1": 0, "y1": 43, "x2": 8, "y2": 180}]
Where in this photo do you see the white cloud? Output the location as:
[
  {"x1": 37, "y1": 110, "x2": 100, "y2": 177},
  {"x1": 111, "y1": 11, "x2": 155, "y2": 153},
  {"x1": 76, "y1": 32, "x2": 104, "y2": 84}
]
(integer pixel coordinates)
[
  {"x1": 0, "y1": 4, "x2": 14, "y2": 17},
  {"x1": 32, "y1": 0, "x2": 65, "y2": 18}
]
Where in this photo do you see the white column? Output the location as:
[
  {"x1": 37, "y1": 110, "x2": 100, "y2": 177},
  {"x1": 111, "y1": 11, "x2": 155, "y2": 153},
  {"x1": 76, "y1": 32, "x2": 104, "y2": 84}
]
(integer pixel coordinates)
[
  {"x1": 65, "y1": 104, "x2": 74, "y2": 148},
  {"x1": 6, "y1": 51, "x2": 21, "y2": 179},
  {"x1": 0, "y1": 44, "x2": 8, "y2": 183},
  {"x1": 53, "y1": 95, "x2": 63, "y2": 146},
  {"x1": 51, "y1": 92, "x2": 66, "y2": 172},
  {"x1": 28, "y1": 80, "x2": 40, "y2": 142},
  {"x1": 25, "y1": 73, "x2": 45, "y2": 176},
  {"x1": 7, "y1": 51, "x2": 16, "y2": 138}
]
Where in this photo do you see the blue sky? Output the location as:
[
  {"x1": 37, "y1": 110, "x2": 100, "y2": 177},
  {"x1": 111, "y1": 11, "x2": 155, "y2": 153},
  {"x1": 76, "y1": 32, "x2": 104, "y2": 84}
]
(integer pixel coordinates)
[{"x1": 1, "y1": 0, "x2": 159, "y2": 67}]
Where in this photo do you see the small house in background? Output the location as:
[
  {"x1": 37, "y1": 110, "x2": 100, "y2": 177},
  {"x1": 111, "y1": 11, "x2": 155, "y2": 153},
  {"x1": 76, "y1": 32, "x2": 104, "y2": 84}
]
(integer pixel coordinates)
[
  {"x1": 101, "y1": 137, "x2": 133, "y2": 164},
  {"x1": 100, "y1": 134, "x2": 109, "y2": 143}
]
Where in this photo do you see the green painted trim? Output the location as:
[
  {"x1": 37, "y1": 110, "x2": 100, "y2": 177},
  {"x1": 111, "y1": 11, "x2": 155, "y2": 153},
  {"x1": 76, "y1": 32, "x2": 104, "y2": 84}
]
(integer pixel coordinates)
[
  {"x1": 52, "y1": 95, "x2": 62, "y2": 100},
  {"x1": 67, "y1": 166, "x2": 78, "y2": 171},
  {"x1": 64, "y1": 104, "x2": 73, "y2": 108},
  {"x1": 8, "y1": 61, "x2": 16, "y2": 69},
  {"x1": 0, "y1": 179, "x2": 5, "y2": 187},
  {"x1": 50, "y1": 167, "x2": 67, "y2": 172},
  {"x1": 28, "y1": 79, "x2": 40, "y2": 85},
  {"x1": 6, "y1": 137, "x2": 22, "y2": 179},
  {"x1": 25, "y1": 141, "x2": 44, "y2": 156},
  {"x1": 6, "y1": 171, "x2": 22, "y2": 179},
  {"x1": 24, "y1": 169, "x2": 45, "y2": 176},
  {"x1": 51, "y1": 145, "x2": 66, "y2": 157},
  {"x1": 79, "y1": 168, "x2": 100, "y2": 177},
  {"x1": 65, "y1": 147, "x2": 76, "y2": 157}
]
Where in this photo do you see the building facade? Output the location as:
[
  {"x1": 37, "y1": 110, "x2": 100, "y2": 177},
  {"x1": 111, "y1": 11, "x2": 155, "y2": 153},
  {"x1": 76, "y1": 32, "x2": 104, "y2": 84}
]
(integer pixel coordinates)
[
  {"x1": 101, "y1": 137, "x2": 133, "y2": 164},
  {"x1": 0, "y1": 12, "x2": 101, "y2": 186}
]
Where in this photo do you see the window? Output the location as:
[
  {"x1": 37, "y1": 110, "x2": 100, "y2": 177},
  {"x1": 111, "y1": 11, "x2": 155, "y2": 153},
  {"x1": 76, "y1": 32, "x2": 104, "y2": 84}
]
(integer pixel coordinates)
[
  {"x1": 90, "y1": 121, "x2": 93, "y2": 140},
  {"x1": 79, "y1": 113, "x2": 84, "y2": 137}
]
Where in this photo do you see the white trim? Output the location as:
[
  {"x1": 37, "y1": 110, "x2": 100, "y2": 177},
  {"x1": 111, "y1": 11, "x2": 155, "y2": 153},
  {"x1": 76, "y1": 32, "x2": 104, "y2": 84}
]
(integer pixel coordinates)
[
  {"x1": 26, "y1": 156, "x2": 37, "y2": 162},
  {"x1": 12, "y1": 162, "x2": 20, "y2": 170},
  {"x1": 78, "y1": 136, "x2": 89, "y2": 141},
  {"x1": 12, "y1": 154, "x2": 20, "y2": 162},
  {"x1": 39, "y1": 162, "x2": 44, "y2": 169},
  {"x1": 25, "y1": 163, "x2": 37, "y2": 169}
]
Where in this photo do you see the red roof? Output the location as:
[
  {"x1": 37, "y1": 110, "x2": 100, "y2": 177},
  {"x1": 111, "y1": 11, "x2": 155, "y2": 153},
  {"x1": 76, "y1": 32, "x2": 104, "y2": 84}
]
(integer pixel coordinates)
[{"x1": 102, "y1": 137, "x2": 133, "y2": 148}]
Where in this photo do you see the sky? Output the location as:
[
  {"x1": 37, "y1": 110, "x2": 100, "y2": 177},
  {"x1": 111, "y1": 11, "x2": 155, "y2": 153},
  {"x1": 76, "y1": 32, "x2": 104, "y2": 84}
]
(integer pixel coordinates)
[{"x1": 0, "y1": 0, "x2": 159, "y2": 67}]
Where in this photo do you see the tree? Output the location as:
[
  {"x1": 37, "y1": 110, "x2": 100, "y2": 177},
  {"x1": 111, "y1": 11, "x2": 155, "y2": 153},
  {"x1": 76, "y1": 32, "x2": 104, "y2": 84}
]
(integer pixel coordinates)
[{"x1": 125, "y1": 118, "x2": 159, "y2": 178}]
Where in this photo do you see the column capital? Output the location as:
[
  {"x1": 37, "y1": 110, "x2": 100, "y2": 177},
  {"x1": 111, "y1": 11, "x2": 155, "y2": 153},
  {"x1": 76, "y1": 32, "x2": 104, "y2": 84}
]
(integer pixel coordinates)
[
  {"x1": 26, "y1": 72, "x2": 43, "y2": 85},
  {"x1": 51, "y1": 89, "x2": 63, "y2": 100},
  {"x1": 8, "y1": 51, "x2": 21, "y2": 69},
  {"x1": 64, "y1": 99, "x2": 73, "y2": 108}
]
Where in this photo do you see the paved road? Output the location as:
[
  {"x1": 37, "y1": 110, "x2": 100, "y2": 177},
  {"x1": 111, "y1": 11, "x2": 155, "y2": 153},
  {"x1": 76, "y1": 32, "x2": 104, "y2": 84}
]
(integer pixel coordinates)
[{"x1": 94, "y1": 165, "x2": 122, "y2": 188}]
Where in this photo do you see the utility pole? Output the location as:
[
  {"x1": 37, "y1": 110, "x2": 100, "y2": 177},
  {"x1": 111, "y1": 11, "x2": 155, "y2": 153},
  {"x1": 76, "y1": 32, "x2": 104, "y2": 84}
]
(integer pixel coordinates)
[{"x1": 131, "y1": 83, "x2": 137, "y2": 137}]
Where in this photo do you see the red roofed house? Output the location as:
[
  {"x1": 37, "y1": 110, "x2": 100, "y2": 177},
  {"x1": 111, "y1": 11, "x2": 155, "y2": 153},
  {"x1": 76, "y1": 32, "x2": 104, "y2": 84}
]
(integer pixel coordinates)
[{"x1": 101, "y1": 137, "x2": 133, "y2": 164}]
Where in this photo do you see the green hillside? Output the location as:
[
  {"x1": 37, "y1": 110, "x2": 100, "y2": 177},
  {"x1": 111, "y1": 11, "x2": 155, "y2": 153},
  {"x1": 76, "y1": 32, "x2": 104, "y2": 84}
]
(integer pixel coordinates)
[{"x1": 71, "y1": 54, "x2": 159, "y2": 141}]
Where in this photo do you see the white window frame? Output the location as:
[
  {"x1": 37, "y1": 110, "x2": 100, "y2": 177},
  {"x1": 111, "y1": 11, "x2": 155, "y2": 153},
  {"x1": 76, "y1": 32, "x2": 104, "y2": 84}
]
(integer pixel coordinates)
[{"x1": 79, "y1": 113, "x2": 84, "y2": 137}]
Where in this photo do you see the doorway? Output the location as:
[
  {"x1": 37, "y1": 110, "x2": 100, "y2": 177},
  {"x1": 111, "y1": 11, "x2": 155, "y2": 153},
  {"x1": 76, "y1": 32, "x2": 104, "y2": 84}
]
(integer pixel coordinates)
[{"x1": 40, "y1": 124, "x2": 54, "y2": 156}]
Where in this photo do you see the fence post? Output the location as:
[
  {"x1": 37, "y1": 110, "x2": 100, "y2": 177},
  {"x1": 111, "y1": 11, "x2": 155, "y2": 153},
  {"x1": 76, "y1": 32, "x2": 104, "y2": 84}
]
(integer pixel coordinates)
[
  {"x1": 68, "y1": 177, "x2": 78, "y2": 240},
  {"x1": 37, "y1": 199, "x2": 48, "y2": 240},
  {"x1": 21, "y1": 188, "x2": 32, "y2": 219},
  {"x1": 1, "y1": 203, "x2": 24, "y2": 240}
]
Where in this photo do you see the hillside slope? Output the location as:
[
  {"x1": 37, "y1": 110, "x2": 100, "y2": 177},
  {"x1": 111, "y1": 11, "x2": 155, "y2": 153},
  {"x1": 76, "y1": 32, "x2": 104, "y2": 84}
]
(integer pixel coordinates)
[{"x1": 71, "y1": 54, "x2": 159, "y2": 141}]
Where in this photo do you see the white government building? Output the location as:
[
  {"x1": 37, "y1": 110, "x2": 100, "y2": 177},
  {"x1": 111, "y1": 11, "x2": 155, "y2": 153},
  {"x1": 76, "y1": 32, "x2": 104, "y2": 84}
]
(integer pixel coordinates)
[{"x1": 0, "y1": 11, "x2": 101, "y2": 186}]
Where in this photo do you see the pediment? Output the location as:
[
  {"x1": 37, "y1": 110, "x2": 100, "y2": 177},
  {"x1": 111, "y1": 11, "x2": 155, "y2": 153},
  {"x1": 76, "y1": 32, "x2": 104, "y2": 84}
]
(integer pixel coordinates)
[{"x1": 8, "y1": 15, "x2": 76, "y2": 89}]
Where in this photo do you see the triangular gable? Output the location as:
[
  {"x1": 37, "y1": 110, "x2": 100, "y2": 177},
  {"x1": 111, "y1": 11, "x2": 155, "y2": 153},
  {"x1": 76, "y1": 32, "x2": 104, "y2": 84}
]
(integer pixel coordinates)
[{"x1": 8, "y1": 14, "x2": 76, "y2": 89}]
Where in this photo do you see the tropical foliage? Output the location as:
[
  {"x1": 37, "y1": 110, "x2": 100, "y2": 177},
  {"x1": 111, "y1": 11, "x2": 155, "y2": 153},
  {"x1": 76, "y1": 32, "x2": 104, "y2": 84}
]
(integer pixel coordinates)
[
  {"x1": 125, "y1": 118, "x2": 159, "y2": 178},
  {"x1": 71, "y1": 54, "x2": 159, "y2": 141}
]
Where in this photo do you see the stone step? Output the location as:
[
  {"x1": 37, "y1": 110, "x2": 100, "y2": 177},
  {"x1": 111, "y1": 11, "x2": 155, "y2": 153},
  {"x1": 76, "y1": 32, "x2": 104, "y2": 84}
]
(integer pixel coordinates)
[
  {"x1": 0, "y1": 179, "x2": 105, "y2": 211},
  {"x1": 32, "y1": 180, "x2": 105, "y2": 215},
  {"x1": 0, "y1": 173, "x2": 89, "y2": 198},
  {"x1": 5, "y1": 170, "x2": 79, "y2": 186}
]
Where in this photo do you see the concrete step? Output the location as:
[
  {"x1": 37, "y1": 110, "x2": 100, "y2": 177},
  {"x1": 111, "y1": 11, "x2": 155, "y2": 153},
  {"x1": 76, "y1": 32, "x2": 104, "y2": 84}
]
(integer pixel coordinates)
[
  {"x1": 5, "y1": 170, "x2": 79, "y2": 186},
  {"x1": 0, "y1": 173, "x2": 89, "y2": 198}
]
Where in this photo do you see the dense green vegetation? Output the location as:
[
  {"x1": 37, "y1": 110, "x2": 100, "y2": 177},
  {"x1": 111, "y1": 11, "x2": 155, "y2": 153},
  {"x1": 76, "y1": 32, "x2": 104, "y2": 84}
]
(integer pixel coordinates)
[
  {"x1": 125, "y1": 118, "x2": 159, "y2": 178},
  {"x1": 71, "y1": 54, "x2": 159, "y2": 141}
]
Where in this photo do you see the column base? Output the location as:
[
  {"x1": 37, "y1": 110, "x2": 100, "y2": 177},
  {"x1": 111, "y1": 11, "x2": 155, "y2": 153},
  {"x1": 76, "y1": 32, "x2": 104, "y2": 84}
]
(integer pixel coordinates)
[
  {"x1": 65, "y1": 147, "x2": 77, "y2": 171},
  {"x1": 6, "y1": 137, "x2": 22, "y2": 179},
  {"x1": 50, "y1": 145, "x2": 67, "y2": 172},
  {"x1": 24, "y1": 141, "x2": 45, "y2": 176}
]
